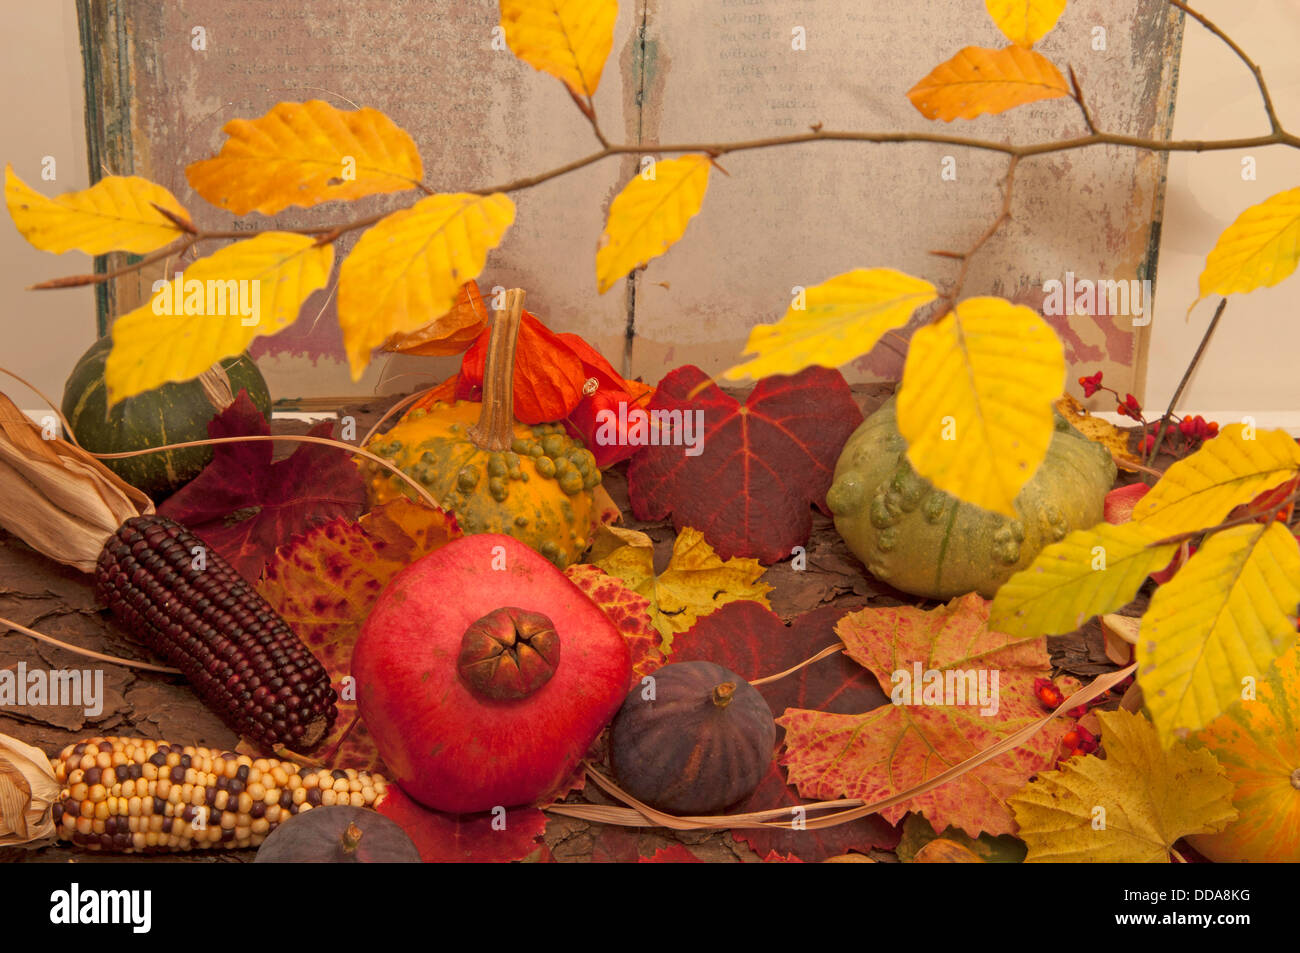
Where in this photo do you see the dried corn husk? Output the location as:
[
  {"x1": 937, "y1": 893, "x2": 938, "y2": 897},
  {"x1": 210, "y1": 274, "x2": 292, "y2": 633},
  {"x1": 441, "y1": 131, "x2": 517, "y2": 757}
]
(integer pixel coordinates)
[
  {"x1": 0, "y1": 732, "x2": 59, "y2": 847},
  {"x1": 0, "y1": 390, "x2": 151, "y2": 572}
]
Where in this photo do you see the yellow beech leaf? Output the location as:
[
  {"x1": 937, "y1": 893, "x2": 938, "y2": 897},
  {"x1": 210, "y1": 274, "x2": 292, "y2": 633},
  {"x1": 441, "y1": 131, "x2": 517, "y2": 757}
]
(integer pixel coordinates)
[
  {"x1": 908, "y1": 45, "x2": 1069, "y2": 121},
  {"x1": 722, "y1": 268, "x2": 937, "y2": 382},
  {"x1": 1194, "y1": 186, "x2": 1300, "y2": 309},
  {"x1": 1054, "y1": 394, "x2": 1143, "y2": 472},
  {"x1": 1009, "y1": 709, "x2": 1236, "y2": 862},
  {"x1": 596, "y1": 154, "x2": 711, "y2": 294},
  {"x1": 337, "y1": 192, "x2": 515, "y2": 379},
  {"x1": 1139, "y1": 522, "x2": 1300, "y2": 740},
  {"x1": 1132, "y1": 423, "x2": 1300, "y2": 534},
  {"x1": 897, "y1": 297, "x2": 1066, "y2": 517},
  {"x1": 990, "y1": 522, "x2": 1177, "y2": 637},
  {"x1": 984, "y1": 0, "x2": 1067, "y2": 47},
  {"x1": 5, "y1": 165, "x2": 191, "y2": 255},
  {"x1": 186, "y1": 100, "x2": 423, "y2": 216},
  {"x1": 500, "y1": 0, "x2": 618, "y2": 98},
  {"x1": 104, "y1": 233, "x2": 333, "y2": 405},
  {"x1": 591, "y1": 525, "x2": 771, "y2": 652}
]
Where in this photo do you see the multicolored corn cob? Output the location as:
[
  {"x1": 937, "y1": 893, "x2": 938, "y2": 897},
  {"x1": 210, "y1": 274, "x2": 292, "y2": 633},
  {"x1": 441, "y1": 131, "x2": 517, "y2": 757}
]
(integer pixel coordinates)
[
  {"x1": 94, "y1": 515, "x2": 337, "y2": 749},
  {"x1": 52, "y1": 737, "x2": 389, "y2": 853}
]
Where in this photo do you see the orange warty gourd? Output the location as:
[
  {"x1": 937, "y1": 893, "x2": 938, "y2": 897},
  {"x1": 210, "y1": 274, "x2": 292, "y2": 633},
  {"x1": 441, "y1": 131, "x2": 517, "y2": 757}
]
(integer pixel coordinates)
[
  {"x1": 359, "y1": 289, "x2": 600, "y2": 568},
  {"x1": 1186, "y1": 645, "x2": 1300, "y2": 863}
]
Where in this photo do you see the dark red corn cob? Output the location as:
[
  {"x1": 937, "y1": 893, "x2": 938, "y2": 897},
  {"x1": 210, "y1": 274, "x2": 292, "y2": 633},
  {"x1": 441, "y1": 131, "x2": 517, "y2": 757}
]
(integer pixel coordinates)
[{"x1": 94, "y1": 515, "x2": 337, "y2": 750}]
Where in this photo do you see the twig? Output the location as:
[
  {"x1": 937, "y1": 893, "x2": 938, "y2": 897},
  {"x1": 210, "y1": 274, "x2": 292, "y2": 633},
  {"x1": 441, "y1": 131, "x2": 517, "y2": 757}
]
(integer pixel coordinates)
[
  {"x1": 1068, "y1": 65, "x2": 1098, "y2": 135},
  {"x1": 1167, "y1": 0, "x2": 1281, "y2": 133},
  {"x1": 1145, "y1": 298, "x2": 1227, "y2": 465},
  {"x1": 88, "y1": 434, "x2": 444, "y2": 513},
  {"x1": 1148, "y1": 487, "x2": 1300, "y2": 548},
  {"x1": 29, "y1": 236, "x2": 197, "y2": 289},
  {"x1": 939, "y1": 154, "x2": 1020, "y2": 306}
]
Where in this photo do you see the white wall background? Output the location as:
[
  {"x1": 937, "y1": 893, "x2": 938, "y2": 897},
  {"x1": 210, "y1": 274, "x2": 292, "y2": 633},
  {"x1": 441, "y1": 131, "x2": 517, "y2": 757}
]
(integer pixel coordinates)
[
  {"x1": 1, "y1": 2, "x2": 92, "y2": 415},
  {"x1": 1145, "y1": 0, "x2": 1300, "y2": 431},
  {"x1": 2, "y1": 1, "x2": 1297, "y2": 427}
]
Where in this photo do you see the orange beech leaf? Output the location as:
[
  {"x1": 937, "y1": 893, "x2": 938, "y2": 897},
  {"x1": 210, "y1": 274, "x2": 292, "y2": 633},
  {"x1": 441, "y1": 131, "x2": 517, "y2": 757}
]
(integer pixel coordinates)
[
  {"x1": 778, "y1": 593, "x2": 1064, "y2": 838},
  {"x1": 186, "y1": 100, "x2": 423, "y2": 216},
  {"x1": 184, "y1": 100, "x2": 421, "y2": 215},
  {"x1": 384, "y1": 279, "x2": 491, "y2": 356},
  {"x1": 908, "y1": 45, "x2": 1069, "y2": 121},
  {"x1": 256, "y1": 498, "x2": 462, "y2": 772}
]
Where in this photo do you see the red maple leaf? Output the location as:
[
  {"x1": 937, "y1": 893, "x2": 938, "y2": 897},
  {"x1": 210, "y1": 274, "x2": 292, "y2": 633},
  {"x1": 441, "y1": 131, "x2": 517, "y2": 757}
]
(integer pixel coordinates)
[
  {"x1": 159, "y1": 391, "x2": 367, "y2": 581},
  {"x1": 627, "y1": 365, "x2": 862, "y2": 563},
  {"x1": 669, "y1": 601, "x2": 900, "y2": 861},
  {"x1": 376, "y1": 785, "x2": 548, "y2": 863}
]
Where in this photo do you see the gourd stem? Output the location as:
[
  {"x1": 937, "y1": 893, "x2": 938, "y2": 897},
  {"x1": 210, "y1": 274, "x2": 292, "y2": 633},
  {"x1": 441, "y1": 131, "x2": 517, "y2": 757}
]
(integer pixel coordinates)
[
  {"x1": 467, "y1": 288, "x2": 525, "y2": 452},
  {"x1": 196, "y1": 362, "x2": 234, "y2": 413},
  {"x1": 712, "y1": 682, "x2": 736, "y2": 709},
  {"x1": 342, "y1": 822, "x2": 364, "y2": 853}
]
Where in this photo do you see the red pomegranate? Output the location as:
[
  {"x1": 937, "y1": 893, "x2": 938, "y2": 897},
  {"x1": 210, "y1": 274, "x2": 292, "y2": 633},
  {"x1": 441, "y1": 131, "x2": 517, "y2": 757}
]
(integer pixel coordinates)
[{"x1": 353, "y1": 533, "x2": 630, "y2": 813}]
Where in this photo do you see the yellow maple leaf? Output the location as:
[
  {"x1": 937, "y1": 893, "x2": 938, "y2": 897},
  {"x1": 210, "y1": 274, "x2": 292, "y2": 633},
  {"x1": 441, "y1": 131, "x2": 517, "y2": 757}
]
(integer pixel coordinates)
[
  {"x1": 1009, "y1": 709, "x2": 1236, "y2": 862},
  {"x1": 984, "y1": 0, "x2": 1067, "y2": 47},
  {"x1": 1139, "y1": 521, "x2": 1300, "y2": 740},
  {"x1": 896, "y1": 297, "x2": 1066, "y2": 517},
  {"x1": 908, "y1": 45, "x2": 1069, "y2": 121},
  {"x1": 500, "y1": 0, "x2": 618, "y2": 98},
  {"x1": 596, "y1": 154, "x2": 711, "y2": 294},
  {"x1": 337, "y1": 192, "x2": 515, "y2": 379},
  {"x1": 590, "y1": 525, "x2": 770, "y2": 651},
  {"x1": 104, "y1": 233, "x2": 333, "y2": 405},
  {"x1": 1054, "y1": 394, "x2": 1143, "y2": 471},
  {"x1": 722, "y1": 268, "x2": 937, "y2": 382},
  {"x1": 1193, "y1": 186, "x2": 1300, "y2": 310},
  {"x1": 6, "y1": 165, "x2": 191, "y2": 256},
  {"x1": 1132, "y1": 423, "x2": 1300, "y2": 535},
  {"x1": 990, "y1": 521, "x2": 1177, "y2": 637},
  {"x1": 185, "y1": 100, "x2": 423, "y2": 216}
]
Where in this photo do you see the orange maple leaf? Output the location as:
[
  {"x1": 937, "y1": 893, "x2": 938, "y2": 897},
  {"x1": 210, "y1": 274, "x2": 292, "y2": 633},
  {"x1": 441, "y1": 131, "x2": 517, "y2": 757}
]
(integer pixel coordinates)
[{"x1": 779, "y1": 593, "x2": 1064, "y2": 837}]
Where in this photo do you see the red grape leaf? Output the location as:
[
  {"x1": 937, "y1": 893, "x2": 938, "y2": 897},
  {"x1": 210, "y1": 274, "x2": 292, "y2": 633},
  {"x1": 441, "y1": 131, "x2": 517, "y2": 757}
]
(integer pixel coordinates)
[
  {"x1": 564, "y1": 563, "x2": 665, "y2": 690},
  {"x1": 627, "y1": 365, "x2": 862, "y2": 563},
  {"x1": 779, "y1": 593, "x2": 1064, "y2": 838},
  {"x1": 256, "y1": 498, "x2": 462, "y2": 771},
  {"x1": 377, "y1": 785, "x2": 547, "y2": 863},
  {"x1": 158, "y1": 391, "x2": 368, "y2": 581},
  {"x1": 670, "y1": 600, "x2": 899, "y2": 860},
  {"x1": 640, "y1": 844, "x2": 703, "y2": 863}
]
